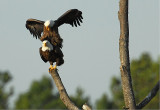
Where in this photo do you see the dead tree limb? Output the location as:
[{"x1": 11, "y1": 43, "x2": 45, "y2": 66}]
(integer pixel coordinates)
[
  {"x1": 49, "y1": 69, "x2": 91, "y2": 110},
  {"x1": 50, "y1": 69, "x2": 79, "y2": 110},
  {"x1": 137, "y1": 80, "x2": 160, "y2": 109},
  {"x1": 118, "y1": 0, "x2": 136, "y2": 109}
]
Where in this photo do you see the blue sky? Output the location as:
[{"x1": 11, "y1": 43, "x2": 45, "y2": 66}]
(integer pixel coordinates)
[{"x1": 0, "y1": 0, "x2": 159, "y2": 108}]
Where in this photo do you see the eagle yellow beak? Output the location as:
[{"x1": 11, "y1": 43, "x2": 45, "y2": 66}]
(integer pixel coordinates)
[
  {"x1": 44, "y1": 42, "x2": 47, "y2": 47},
  {"x1": 46, "y1": 26, "x2": 50, "y2": 31}
]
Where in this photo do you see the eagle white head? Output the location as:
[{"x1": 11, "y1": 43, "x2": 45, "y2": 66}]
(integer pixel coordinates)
[
  {"x1": 44, "y1": 20, "x2": 55, "y2": 29},
  {"x1": 42, "y1": 40, "x2": 53, "y2": 52}
]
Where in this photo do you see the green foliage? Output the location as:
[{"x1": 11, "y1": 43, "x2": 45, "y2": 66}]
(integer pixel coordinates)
[
  {"x1": 15, "y1": 76, "x2": 66, "y2": 109},
  {"x1": 15, "y1": 76, "x2": 90, "y2": 109},
  {"x1": 0, "y1": 71, "x2": 13, "y2": 109},
  {"x1": 95, "y1": 93, "x2": 116, "y2": 109},
  {"x1": 110, "y1": 76, "x2": 124, "y2": 108},
  {"x1": 70, "y1": 87, "x2": 91, "y2": 108},
  {"x1": 110, "y1": 53, "x2": 159, "y2": 109}
]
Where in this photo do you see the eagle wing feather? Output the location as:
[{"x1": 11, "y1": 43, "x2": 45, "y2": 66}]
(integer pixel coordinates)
[
  {"x1": 56, "y1": 9, "x2": 83, "y2": 27},
  {"x1": 26, "y1": 19, "x2": 45, "y2": 39}
]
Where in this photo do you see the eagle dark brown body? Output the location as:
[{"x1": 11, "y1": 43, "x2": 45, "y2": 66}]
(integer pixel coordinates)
[
  {"x1": 39, "y1": 46, "x2": 64, "y2": 67},
  {"x1": 40, "y1": 26, "x2": 63, "y2": 48}
]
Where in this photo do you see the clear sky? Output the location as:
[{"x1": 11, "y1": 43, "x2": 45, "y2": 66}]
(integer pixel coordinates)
[{"x1": 0, "y1": 0, "x2": 159, "y2": 108}]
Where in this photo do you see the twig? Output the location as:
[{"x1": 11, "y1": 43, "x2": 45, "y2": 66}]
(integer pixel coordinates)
[{"x1": 137, "y1": 80, "x2": 160, "y2": 109}]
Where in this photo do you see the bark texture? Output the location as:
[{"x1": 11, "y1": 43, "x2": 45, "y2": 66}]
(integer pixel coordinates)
[{"x1": 118, "y1": 0, "x2": 136, "y2": 109}]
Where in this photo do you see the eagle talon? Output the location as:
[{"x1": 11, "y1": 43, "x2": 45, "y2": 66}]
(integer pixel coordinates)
[
  {"x1": 49, "y1": 65, "x2": 57, "y2": 72},
  {"x1": 53, "y1": 65, "x2": 57, "y2": 70}
]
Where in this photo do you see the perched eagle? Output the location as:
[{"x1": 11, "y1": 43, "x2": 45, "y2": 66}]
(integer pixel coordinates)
[
  {"x1": 39, "y1": 40, "x2": 64, "y2": 71},
  {"x1": 26, "y1": 9, "x2": 83, "y2": 48}
]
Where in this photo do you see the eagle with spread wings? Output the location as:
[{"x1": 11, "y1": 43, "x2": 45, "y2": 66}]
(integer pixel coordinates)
[{"x1": 26, "y1": 9, "x2": 83, "y2": 48}]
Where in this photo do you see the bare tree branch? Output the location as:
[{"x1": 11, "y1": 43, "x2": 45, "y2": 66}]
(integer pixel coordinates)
[
  {"x1": 137, "y1": 80, "x2": 160, "y2": 109},
  {"x1": 50, "y1": 69, "x2": 79, "y2": 110},
  {"x1": 118, "y1": 0, "x2": 136, "y2": 109},
  {"x1": 49, "y1": 69, "x2": 91, "y2": 110}
]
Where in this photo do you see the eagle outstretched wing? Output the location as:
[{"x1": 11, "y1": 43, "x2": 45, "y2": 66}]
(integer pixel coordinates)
[
  {"x1": 26, "y1": 19, "x2": 45, "y2": 39},
  {"x1": 56, "y1": 9, "x2": 83, "y2": 27}
]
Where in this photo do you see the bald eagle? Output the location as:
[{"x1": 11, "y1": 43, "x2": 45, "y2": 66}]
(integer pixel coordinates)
[
  {"x1": 26, "y1": 9, "x2": 83, "y2": 48},
  {"x1": 39, "y1": 40, "x2": 64, "y2": 71}
]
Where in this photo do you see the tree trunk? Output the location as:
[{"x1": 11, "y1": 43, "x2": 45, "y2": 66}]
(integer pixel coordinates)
[{"x1": 118, "y1": 0, "x2": 136, "y2": 109}]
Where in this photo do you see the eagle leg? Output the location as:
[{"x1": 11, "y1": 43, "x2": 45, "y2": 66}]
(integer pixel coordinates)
[{"x1": 49, "y1": 65, "x2": 57, "y2": 72}]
